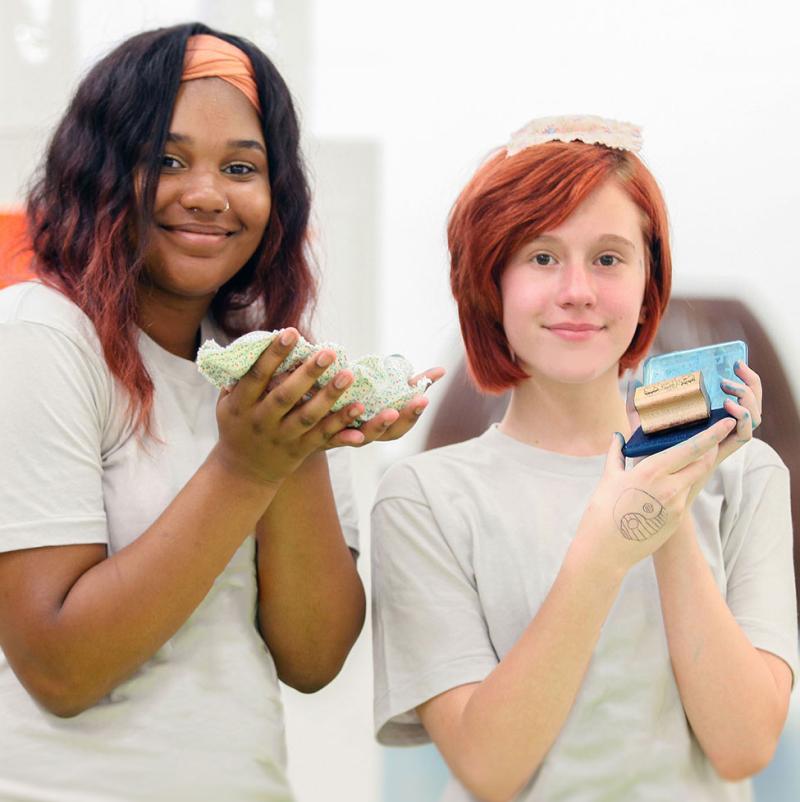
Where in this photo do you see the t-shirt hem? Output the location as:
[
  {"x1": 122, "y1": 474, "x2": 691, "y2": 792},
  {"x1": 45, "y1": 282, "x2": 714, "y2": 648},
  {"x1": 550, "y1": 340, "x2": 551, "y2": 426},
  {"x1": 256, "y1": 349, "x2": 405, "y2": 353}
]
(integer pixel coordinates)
[
  {"x1": 375, "y1": 653, "x2": 497, "y2": 746},
  {"x1": 738, "y1": 617, "x2": 800, "y2": 687},
  {"x1": 0, "y1": 517, "x2": 108, "y2": 553}
]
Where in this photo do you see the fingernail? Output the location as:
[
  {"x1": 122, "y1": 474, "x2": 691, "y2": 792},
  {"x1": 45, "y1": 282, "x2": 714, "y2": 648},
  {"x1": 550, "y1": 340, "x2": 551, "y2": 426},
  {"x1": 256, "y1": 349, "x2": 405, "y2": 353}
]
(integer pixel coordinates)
[
  {"x1": 316, "y1": 351, "x2": 333, "y2": 367},
  {"x1": 279, "y1": 330, "x2": 294, "y2": 346},
  {"x1": 348, "y1": 406, "x2": 361, "y2": 419},
  {"x1": 334, "y1": 373, "x2": 350, "y2": 389},
  {"x1": 414, "y1": 406, "x2": 425, "y2": 416}
]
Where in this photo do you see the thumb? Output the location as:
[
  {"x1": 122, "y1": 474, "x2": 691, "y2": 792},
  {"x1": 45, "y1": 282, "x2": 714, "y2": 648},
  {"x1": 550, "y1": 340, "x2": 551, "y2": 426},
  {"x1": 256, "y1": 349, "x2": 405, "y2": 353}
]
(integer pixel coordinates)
[{"x1": 605, "y1": 431, "x2": 626, "y2": 474}]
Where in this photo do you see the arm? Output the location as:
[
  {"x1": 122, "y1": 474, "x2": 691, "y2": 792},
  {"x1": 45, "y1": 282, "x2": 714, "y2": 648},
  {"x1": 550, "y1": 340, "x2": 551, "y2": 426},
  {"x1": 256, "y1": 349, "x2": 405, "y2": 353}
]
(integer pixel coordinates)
[
  {"x1": 255, "y1": 451, "x2": 365, "y2": 693},
  {"x1": 418, "y1": 543, "x2": 624, "y2": 802},
  {"x1": 653, "y1": 514, "x2": 792, "y2": 781},
  {"x1": 414, "y1": 420, "x2": 734, "y2": 802},
  {"x1": 0, "y1": 330, "x2": 362, "y2": 717},
  {"x1": 650, "y1": 359, "x2": 793, "y2": 779},
  {"x1": 251, "y1": 366, "x2": 445, "y2": 691},
  {"x1": 0, "y1": 457, "x2": 279, "y2": 718}
]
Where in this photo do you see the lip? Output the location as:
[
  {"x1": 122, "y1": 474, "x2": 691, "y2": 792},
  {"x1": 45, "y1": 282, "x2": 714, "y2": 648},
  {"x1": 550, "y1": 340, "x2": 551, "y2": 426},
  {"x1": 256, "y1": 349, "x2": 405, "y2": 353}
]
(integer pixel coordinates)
[
  {"x1": 158, "y1": 223, "x2": 237, "y2": 251},
  {"x1": 545, "y1": 323, "x2": 605, "y2": 341}
]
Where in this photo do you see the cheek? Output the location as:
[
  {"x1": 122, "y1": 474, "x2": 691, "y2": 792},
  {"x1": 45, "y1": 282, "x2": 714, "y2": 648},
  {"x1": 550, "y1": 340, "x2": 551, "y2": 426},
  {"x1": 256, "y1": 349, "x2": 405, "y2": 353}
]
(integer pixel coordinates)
[
  {"x1": 500, "y1": 267, "x2": 548, "y2": 321},
  {"x1": 603, "y1": 275, "x2": 646, "y2": 323},
  {"x1": 243, "y1": 187, "x2": 271, "y2": 237}
]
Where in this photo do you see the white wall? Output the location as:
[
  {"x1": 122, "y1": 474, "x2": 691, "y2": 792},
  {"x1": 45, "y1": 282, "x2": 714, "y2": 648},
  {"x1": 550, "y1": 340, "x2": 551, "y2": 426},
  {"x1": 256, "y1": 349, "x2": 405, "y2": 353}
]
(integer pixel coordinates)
[{"x1": 311, "y1": 0, "x2": 800, "y2": 403}]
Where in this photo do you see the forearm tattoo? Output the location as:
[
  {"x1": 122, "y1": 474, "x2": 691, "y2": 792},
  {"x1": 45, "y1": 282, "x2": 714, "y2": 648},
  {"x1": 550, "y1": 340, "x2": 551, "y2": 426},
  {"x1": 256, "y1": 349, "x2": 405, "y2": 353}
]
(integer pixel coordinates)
[{"x1": 613, "y1": 488, "x2": 667, "y2": 541}]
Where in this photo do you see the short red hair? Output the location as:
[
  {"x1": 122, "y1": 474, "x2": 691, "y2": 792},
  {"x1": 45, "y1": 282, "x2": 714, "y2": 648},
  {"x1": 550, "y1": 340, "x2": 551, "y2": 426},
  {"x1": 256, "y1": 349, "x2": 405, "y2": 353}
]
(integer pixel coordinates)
[{"x1": 448, "y1": 141, "x2": 671, "y2": 393}]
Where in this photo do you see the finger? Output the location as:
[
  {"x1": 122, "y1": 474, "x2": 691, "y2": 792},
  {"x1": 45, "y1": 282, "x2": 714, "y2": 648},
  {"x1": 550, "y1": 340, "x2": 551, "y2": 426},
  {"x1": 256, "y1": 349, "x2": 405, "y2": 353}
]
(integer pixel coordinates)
[
  {"x1": 371, "y1": 397, "x2": 430, "y2": 443},
  {"x1": 326, "y1": 427, "x2": 368, "y2": 448},
  {"x1": 721, "y1": 375, "x2": 761, "y2": 420},
  {"x1": 655, "y1": 416, "x2": 737, "y2": 473},
  {"x1": 231, "y1": 329, "x2": 299, "y2": 408},
  {"x1": 409, "y1": 367, "x2": 446, "y2": 388},
  {"x1": 356, "y1": 408, "x2": 402, "y2": 443},
  {"x1": 723, "y1": 398, "x2": 754, "y2": 443},
  {"x1": 674, "y1": 441, "x2": 719, "y2": 487},
  {"x1": 721, "y1": 380, "x2": 761, "y2": 425},
  {"x1": 734, "y1": 360, "x2": 762, "y2": 395},
  {"x1": 720, "y1": 378, "x2": 758, "y2": 407},
  {"x1": 259, "y1": 348, "x2": 338, "y2": 422},
  {"x1": 282, "y1": 369, "x2": 355, "y2": 438},
  {"x1": 318, "y1": 404, "x2": 367, "y2": 449}
]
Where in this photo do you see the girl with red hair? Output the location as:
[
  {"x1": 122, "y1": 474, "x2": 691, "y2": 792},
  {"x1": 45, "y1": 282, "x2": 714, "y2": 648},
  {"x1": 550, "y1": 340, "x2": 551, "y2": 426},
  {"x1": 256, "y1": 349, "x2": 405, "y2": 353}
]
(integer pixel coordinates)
[
  {"x1": 0, "y1": 22, "x2": 438, "y2": 801},
  {"x1": 372, "y1": 117, "x2": 796, "y2": 801}
]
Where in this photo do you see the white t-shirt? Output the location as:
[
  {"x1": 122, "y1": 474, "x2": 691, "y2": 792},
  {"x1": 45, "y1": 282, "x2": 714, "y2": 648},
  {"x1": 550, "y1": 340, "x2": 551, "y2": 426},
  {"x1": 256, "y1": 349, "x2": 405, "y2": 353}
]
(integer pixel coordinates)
[
  {"x1": 0, "y1": 281, "x2": 359, "y2": 802},
  {"x1": 372, "y1": 424, "x2": 798, "y2": 802}
]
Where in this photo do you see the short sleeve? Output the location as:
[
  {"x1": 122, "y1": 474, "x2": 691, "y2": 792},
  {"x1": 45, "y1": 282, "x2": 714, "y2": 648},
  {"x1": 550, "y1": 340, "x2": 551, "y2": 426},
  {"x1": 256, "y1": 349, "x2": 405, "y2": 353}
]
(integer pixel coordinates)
[
  {"x1": 326, "y1": 448, "x2": 359, "y2": 554},
  {"x1": 725, "y1": 459, "x2": 798, "y2": 684},
  {"x1": 371, "y1": 461, "x2": 498, "y2": 745},
  {"x1": 0, "y1": 321, "x2": 109, "y2": 552}
]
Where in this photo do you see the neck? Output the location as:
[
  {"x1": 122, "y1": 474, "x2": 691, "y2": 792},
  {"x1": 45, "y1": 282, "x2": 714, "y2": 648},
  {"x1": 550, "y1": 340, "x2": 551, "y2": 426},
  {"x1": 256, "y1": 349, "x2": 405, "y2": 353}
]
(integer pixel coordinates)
[
  {"x1": 499, "y1": 366, "x2": 632, "y2": 456},
  {"x1": 135, "y1": 283, "x2": 212, "y2": 361}
]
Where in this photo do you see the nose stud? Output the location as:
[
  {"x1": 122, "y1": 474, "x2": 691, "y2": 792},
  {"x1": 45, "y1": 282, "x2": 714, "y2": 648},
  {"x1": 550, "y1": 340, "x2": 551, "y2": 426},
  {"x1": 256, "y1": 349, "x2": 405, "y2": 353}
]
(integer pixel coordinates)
[{"x1": 187, "y1": 199, "x2": 230, "y2": 214}]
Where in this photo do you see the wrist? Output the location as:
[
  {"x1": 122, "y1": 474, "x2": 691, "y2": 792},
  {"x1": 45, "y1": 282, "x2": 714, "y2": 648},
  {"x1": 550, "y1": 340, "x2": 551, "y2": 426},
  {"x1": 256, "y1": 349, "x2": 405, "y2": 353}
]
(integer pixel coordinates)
[
  {"x1": 652, "y1": 513, "x2": 695, "y2": 566},
  {"x1": 565, "y1": 533, "x2": 628, "y2": 592},
  {"x1": 206, "y1": 444, "x2": 285, "y2": 495}
]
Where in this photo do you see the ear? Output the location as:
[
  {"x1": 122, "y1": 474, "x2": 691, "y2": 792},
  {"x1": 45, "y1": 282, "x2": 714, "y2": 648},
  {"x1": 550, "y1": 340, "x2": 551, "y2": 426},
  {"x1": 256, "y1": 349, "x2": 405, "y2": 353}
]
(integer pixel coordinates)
[{"x1": 638, "y1": 304, "x2": 647, "y2": 325}]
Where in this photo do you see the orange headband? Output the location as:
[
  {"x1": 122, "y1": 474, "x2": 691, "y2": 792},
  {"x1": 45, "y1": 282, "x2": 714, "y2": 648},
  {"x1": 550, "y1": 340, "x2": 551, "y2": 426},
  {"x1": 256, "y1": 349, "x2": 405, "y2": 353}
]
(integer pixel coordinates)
[{"x1": 182, "y1": 34, "x2": 261, "y2": 115}]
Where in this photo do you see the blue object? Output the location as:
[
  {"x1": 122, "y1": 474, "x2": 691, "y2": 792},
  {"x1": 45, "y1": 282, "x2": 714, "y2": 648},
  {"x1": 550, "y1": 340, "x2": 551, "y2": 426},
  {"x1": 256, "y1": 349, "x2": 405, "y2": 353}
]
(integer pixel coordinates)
[
  {"x1": 623, "y1": 340, "x2": 748, "y2": 459},
  {"x1": 623, "y1": 407, "x2": 735, "y2": 458},
  {"x1": 382, "y1": 745, "x2": 449, "y2": 802},
  {"x1": 643, "y1": 340, "x2": 748, "y2": 410}
]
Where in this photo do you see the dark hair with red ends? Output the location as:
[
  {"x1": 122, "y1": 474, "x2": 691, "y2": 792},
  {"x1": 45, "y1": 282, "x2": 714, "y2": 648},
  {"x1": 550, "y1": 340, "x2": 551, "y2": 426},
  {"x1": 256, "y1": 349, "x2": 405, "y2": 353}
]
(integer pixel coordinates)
[
  {"x1": 26, "y1": 22, "x2": 315, "y2": 436},
  {"x1": 448, "y1": 140, "x2": 672, "y2": 393}
]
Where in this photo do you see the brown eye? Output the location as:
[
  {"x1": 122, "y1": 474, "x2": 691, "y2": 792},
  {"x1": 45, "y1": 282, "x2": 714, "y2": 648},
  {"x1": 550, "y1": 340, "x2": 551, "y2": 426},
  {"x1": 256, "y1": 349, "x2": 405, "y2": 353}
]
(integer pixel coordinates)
[{"x1": 223, "y1": 163, "x2": 256, "y2": 176}]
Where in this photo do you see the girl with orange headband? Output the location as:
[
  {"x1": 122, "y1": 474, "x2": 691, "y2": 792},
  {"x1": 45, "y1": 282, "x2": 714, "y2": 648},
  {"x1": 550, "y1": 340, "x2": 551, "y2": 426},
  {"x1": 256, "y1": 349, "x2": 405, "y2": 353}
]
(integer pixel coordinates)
[
  {"x1": 0, "y1": 22, "x2": 439, "y2": 800},
  {"x1": 371, "y1": 117, "x2": 797, "y2": 800}
]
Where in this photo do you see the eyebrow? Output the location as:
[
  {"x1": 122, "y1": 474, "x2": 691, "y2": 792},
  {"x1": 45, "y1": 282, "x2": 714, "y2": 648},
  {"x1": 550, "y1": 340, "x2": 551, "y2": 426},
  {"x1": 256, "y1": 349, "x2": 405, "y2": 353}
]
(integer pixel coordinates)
[
  {"x1": 531, "y1": 233, "x2": 637, "y2": 250},
  {"x1": 166, "y1": 132, "x2": 267, "y2": 155}
]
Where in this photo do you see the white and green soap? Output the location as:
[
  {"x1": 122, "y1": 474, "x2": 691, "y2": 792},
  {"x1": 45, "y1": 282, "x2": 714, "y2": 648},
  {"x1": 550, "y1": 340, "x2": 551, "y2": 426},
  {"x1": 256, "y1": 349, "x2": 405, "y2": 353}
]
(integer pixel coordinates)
[{"x1": 196, "y1": 330, "x2": 430, "y2": 424}]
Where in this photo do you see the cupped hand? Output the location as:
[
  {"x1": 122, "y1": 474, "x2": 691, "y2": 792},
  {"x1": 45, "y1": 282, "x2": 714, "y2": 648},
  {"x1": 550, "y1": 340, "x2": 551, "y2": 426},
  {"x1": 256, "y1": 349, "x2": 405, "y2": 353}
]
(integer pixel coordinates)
[
  {"x1": 210, "y1": 328, "x2": 367, "y2": 485},
  {"x1": 324, "y1": 366, "x2": 446, "y2": 449},
  {"x1": 575, "y1": 416, "x2": 737, "y2": 576}
]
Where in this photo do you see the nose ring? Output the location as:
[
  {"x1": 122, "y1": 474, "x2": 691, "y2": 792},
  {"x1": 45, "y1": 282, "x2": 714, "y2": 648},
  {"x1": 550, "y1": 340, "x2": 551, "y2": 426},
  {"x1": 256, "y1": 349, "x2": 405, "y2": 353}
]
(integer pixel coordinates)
[{"x1": 186, "y1": 200, "x2": 230, "y2": 213}]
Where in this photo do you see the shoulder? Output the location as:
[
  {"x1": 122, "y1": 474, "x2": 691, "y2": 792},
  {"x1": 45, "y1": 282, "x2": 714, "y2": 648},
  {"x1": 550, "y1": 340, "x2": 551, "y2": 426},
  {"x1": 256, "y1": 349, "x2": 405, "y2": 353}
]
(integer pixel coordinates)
[
  {"x1": 703, "y1": 438, "x2": 790, "y2": 535},
  {"x1": 716, "y1": 437, "x2": 788, "y2": 490},
  {"x1": 0, "y1": 281, "x2": 105, "y2": 367},
  {"x1": 374, "y1": 435, "x2": 492, "y2": 506}
]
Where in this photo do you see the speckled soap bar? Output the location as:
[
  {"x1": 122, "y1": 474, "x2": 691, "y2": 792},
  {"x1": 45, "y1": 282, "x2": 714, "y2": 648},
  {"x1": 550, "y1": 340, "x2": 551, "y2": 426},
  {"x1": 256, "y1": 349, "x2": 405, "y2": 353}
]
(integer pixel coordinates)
[{"x1": 196, "y1": 330, "x2": 431, "y2": 424}]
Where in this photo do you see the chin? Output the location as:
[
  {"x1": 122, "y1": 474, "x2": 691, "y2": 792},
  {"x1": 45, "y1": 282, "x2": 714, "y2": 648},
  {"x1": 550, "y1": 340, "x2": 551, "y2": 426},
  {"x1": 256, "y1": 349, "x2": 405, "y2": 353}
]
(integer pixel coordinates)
[{"x1": 523, "y1": 354, "x2": 622, "y2": 385}]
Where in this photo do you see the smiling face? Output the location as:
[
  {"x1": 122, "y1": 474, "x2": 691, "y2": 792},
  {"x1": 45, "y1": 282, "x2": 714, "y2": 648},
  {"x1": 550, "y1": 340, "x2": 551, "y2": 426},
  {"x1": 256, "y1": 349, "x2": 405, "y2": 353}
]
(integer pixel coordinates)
[
  {"x1": 500, "y1": 179, "x2": 648, "y2": 386},
  {"x1": 141, "y1": 77, "x2": 270, "y2": 301}
]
